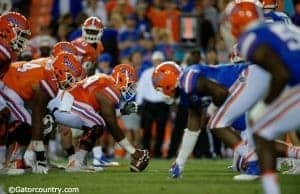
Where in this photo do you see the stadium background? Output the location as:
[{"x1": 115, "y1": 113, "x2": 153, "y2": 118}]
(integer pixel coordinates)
[
  {"x1": 0, "y1": 1, "x2": 300, "y2": 194},
  {"x1": 2, "y1": 0, "x2": 300, "y2": 159}
]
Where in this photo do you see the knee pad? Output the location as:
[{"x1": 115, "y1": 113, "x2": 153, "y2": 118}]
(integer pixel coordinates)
[
  {"x1": 79, "y1": 125, "x2": 103, "y2": 151},
  {"x1": 7, "y1": 121, "x2": 31, "y2": 146}
]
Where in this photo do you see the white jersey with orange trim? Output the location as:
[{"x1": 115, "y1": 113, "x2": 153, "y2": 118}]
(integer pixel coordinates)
[{"x1": 47, "y1": 73, "x2": 120, "y2": 128}]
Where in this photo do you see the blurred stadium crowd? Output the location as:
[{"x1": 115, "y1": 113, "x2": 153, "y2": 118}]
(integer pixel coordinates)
[{"x1": 3, "y1": 0, "x2": 300, "y2": 159}]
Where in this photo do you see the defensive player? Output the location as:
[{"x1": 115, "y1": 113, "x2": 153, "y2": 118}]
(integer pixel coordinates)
[
  {"x1": 152, "y1": 60, "x2": 268, "y2": 177},
  {"x1": 225, "y1": 2, "x2": 300, "y2": 194},
  {"x1": 152, "y1": 54, "x2": 300, "y2": 180},
  {"x1": 47, "y1": 64, "x2": 150, "y2": 172},
  {"x1": 0, "y1": 52, "x2": 83, "y2": 174},
  {"x1": 260, "y1": 0, "x2": 291, "y2": 24}
]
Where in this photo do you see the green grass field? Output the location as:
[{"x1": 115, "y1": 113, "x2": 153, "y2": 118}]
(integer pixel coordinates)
[{"x1": 0, "y1": 159, "x2": 300, "y2": 194}]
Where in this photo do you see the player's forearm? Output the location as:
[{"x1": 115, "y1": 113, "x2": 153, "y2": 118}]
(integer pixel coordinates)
[
  {"x1": 197, "y1": 77, "x2": 228, "y2": 107},
  {"x1": 31, "y1": 87, "x2": 50, "y2": 140}
]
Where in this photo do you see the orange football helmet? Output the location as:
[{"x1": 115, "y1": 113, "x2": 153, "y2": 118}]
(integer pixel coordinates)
[
  {"x1": 111, "y1": 64, "x2": 137, "y2": 101},
  {"x1": 228, "y1": 1, "x2": 263, "y2": 38},
  {"x1": 0, "y1": 12, "x2": 30, "y2": 52},
  {"x1": 82, "y1": 16, "x2": 104, "y2": 44},
  {"x1": 52, "y1": 52, "x2": 83, "y2": 89},
  {"x1": 152, "y1": 61, "x2": 181, "y2": 98},
  {"x1": 0, "y1": 18, "x2": 15, "y2": 44},
  {"x1": 52, "y1": 41, "x2": 78, "y2": 58},
  {"x1": 260, "y1": 0, "x2": 277, "y2": 9}
]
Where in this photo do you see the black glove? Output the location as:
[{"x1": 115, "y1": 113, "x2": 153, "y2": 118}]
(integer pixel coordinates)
[{"x1": 120, "y1": 101, "x2": 138, "y2": 115}]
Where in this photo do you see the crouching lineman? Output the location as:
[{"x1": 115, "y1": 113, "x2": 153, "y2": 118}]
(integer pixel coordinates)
[
  {"x1": 47, "y1": 64, "x2": 150, "y2": 172},
  {"x1": 152, "y1": 57, "x2": 300, "y2": 180},
  {"x1": 151, "y1": 61, "x2": 263, "y2": 178},
  {"x1": 0, "y1": 52, "x2": 83, "y2": 174}
]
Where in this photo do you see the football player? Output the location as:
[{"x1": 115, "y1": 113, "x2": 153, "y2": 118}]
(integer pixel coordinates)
[
  {"x1": 226, "y1": 45, "x2": 300, "y2": 180},
  {"x1": 153, "y1": 55, "x2": 300, "y2": 180},
  {"x1": 225, "y1": 2, "x2": 300, "y2": 194},
  {"x1": 47, "y1": 64, "x2": 150, "y2": 172},
  {"x1": 0, "y1": 11, "x2": 30, "y2": 169},
  {"x1": 259, "y1": 0, "x2": 291, "y2": 24},
  {"x1": 0, "y1": 52, "x2": 83, "y2": 174},
  {"x1": 72, "y1": 16, "x2": 104, "y2": 76},
  {"x1": 152, "y1": 60, "x2": 267, "y2": 178}
]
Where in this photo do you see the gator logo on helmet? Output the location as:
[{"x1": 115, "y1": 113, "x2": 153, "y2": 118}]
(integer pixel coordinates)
[{"x1": 63, "y1": 56, "x2": 80, "y2": 75}]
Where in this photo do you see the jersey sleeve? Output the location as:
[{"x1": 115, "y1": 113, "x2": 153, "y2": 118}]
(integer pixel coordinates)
[
  {"x1": 98, "y1": 85, "x2": 121, "y2": 107},
  {"x1": 40, "y1": 80, "x2": 56, "y2": 98},
  {"x1": 179, "y1": 69, "x2": 201, "y2": 95},
  {"x1": 0, "y1": 42, "x2": 12, "y2": 78},
  {"x1": 238, "y1": 31, "x2": 263, "y2": 62}
]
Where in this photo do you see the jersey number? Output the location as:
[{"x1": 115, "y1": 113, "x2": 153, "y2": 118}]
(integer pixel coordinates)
[
  {"x1": 17, "y1": 63, "x2": 41, "y2": 72},
  {"x1": 270, "y1": 25, "x2": 300, "y2": 51}
]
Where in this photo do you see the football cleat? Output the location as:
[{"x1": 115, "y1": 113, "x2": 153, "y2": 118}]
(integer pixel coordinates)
[
  {"x1": 66, "y1": 154, "x2": 103, "y2": 173},
  {"x1": 92, "y1": 155, "x2": 120, "y2": 167},
  {"x1": 4, "y1": 143, "x2": 26, "y2": 175},
  {"x1": 2, "y1": 159, "x2": 26, "y2": 175},
  {"x1": 233, "y1": 160, "x2": 260, "y2": 181},
  {"x1": 24, "y1": 150, "x2": 49, "y2": 174},
  {"x1": 169, "y1": 162, "x2": 183, "y2": 178}
]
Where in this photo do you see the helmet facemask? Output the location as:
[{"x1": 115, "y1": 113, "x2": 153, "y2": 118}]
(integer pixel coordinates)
[
  {"x1": 82, "y1": 27, "x2": 103, "y2": 44},
  {"x1": 12, "y1": 28, "x2": 30, "y2": 52},
  {"x1": 112, "y1": 64, "x2": 137, "y2": 101},
  {"x1": 58, "y1": 71, "x2": 76, "y2": 90},
  {"x1": 120, "y1": 81, "x2": 136, "y2": 102}
]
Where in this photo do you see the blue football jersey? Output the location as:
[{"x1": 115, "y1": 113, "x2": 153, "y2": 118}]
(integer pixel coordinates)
[
  {"x1": 238, "y1": 23, "x2": 300, "y2": 86},
  {"x1": 179, "y1": 63, "x2": 248, "y2": 95},
  {"x1": 264, "y1": 11, "x2": 291, "y2": 24},
  {"x1": 179, "y1": 63, "x2": 249, "y2": 131}
]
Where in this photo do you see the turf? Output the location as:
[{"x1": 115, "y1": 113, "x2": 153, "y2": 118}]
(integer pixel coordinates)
[{"x1": 0, "y1": 159, "x2": 300, "y2": 194}]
